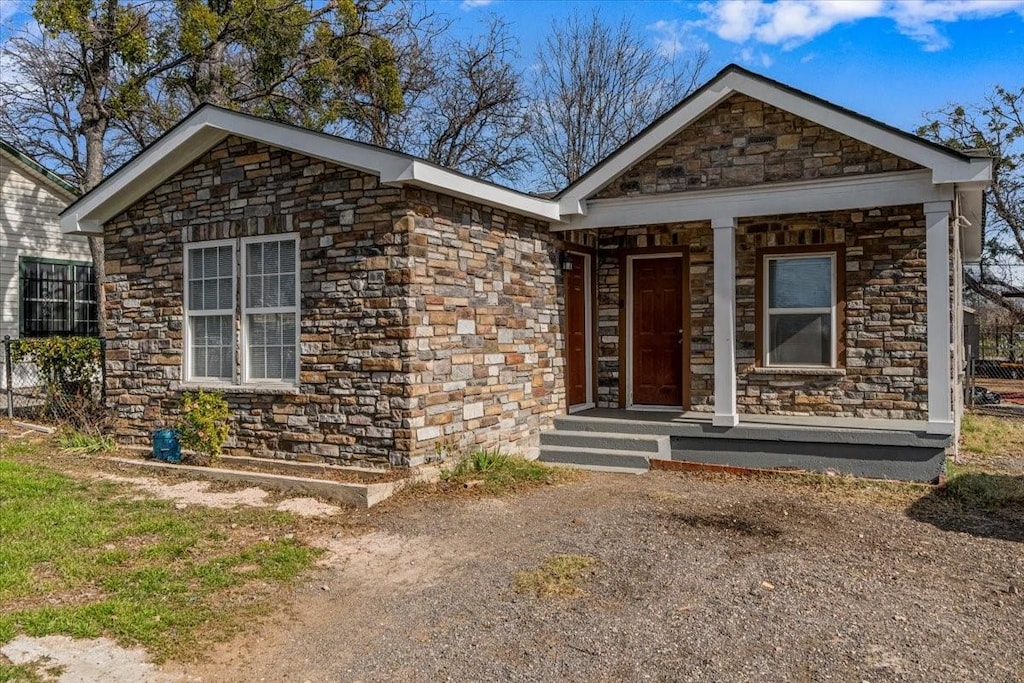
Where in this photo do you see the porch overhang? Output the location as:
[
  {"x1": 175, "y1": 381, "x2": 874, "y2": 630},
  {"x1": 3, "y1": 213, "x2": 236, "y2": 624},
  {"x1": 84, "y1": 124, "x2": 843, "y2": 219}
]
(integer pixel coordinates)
[{"x1": 553, "y1": 170, "x2": 952, "y2": 232}]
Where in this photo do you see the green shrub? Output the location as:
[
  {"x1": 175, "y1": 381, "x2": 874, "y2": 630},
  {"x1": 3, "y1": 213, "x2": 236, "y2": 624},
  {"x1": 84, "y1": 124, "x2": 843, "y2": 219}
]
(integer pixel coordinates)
[
  {"x1": 9, "y1": 336, "x2": 102, "y2": 405},
  {"x1": 177, "y1": 390, "x2": 230, "y2": 463}
]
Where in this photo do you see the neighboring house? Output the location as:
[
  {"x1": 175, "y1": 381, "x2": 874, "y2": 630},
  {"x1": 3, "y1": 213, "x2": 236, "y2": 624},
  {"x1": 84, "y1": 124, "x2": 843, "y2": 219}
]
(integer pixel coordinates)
[
  {"x1": 60, "y1": 65, "x2": 991, "y2": 482},
  {"x1": 0, "y1": 140, "x2": 96, "y2": 342}
]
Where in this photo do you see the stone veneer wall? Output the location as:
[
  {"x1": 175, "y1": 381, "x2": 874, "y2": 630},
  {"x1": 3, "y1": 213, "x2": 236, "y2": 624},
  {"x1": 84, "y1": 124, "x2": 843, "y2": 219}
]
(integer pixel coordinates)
[
  {"x1": 103, "y1": 136, "x2": 412, "y2": 465},
  {"x1": 595, "y1": 93, "x2": 920, "y2": 199},
  {"x1": 401, "y1": 188, "x2": 564, "y2": 462},
  {"x1": 595, "y1": 204, "x2": 931, "y2": 420}
]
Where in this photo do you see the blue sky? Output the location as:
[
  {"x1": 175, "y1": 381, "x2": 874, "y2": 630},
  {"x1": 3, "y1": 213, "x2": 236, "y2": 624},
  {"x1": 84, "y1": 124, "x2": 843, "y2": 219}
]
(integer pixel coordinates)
[
  {"x1": 442, "y1": 0, "x2": 1024, "y2": 133},
  {"x1": 1, "y1": 0, "x2": 1022, "y2": 135}
]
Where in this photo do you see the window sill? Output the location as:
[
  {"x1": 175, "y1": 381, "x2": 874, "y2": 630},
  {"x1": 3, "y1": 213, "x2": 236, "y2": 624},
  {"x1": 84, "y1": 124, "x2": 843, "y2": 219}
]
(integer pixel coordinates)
[
  {"x1": 748, "y1": 366, "x2": 846, "y2": 377},
  {"x1": 172, "y1": 381, "x2": 300, "y2": 396}
]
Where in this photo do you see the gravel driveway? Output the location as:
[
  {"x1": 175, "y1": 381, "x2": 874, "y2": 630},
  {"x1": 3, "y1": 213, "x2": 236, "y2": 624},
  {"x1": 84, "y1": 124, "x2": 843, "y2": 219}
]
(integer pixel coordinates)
[{"x1": 193, "y1": 471, "x2": 1024, "y2": 682}]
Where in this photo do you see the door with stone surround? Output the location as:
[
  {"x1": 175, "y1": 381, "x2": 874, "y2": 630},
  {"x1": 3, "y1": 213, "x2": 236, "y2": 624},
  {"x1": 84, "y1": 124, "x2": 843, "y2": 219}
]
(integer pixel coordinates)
[{"x1": 630, "y1": 255, "x2": 684, "y2": 407}]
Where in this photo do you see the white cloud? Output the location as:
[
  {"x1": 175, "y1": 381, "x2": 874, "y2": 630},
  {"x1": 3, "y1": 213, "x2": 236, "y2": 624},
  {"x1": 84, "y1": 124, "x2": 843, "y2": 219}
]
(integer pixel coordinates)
[
  {"x1": 697, "y1": 0, "x2": 1024, "y2": 51},
  {"x1": 739, "y1": 46, "x2": 774, "y2": 68},
  {"x1": 460, "y1": 0, "x2": 495, "y2": 9},
  {"x1": 648, "y1": 19, "x2": 709, "y2": 60}
]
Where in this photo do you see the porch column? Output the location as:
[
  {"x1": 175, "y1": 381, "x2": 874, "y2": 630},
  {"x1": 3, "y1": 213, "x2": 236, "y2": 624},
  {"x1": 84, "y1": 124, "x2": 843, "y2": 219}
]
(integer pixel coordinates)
[
  {"x1": 712, "y1": 217, "x2": 738, "y2": 427},
  {"x1": 925, "y1": 201, "x2": 953, "y2": 435}
]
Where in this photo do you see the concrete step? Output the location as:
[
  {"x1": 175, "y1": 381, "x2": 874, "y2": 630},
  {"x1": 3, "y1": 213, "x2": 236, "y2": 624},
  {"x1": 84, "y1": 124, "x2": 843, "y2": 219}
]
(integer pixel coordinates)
[
  {"x1": 539, "y1": 430, "x2": 671, "y2": 457},
  {"x1": 537, "y1": 445, "x2": 650, "y2": 473}
]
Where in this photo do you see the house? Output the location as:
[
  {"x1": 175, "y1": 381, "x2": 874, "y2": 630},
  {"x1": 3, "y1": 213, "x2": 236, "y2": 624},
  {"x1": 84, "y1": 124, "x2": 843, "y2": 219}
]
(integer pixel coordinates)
[
  {"x1": 59, "y1": 65, "x2": 991, "y2": 482},
  {"x1": 0, "y1": 140, "x2": 96, "y2": 342}
]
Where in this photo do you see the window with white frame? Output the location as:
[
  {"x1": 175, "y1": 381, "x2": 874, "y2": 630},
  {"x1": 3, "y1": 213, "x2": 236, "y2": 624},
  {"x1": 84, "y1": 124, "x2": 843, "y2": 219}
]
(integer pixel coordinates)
[
  {"x1": 763, "y1": 253, "x2": 836, "y2": 367},
  {"x1": 185, "y1": 235, "x2": 299, "y2": 384}
]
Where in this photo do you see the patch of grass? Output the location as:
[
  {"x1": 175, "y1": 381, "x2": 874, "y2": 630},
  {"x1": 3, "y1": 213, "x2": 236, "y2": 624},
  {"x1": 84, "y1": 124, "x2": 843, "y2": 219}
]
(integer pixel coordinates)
[
  {"x1": 960, "y1": 413, "x2": 1024, "y2": 458},
  {"x1": 441, "y1": 448, "x2": 567, "y2": 493},
  {"x1": 55, "y1": 429, "x2": 116, "y2": 455},
  {"x1": 0, "y1": 444, "x2": 319, "y2": 661},
  {"x1": 0, "y1": 659, "x2": 46, "y2": 683},
  {"x1": 944, "y1": 460, "x2": 1024, "y2": 509},
  {"x1": 513, "y1": 554, "x2": 597, "y2": 598}
]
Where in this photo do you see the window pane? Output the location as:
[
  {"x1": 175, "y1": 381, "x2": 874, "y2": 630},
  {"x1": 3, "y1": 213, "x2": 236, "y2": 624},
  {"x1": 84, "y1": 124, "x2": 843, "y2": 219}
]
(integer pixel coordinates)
[
  {"x1": 769, "y1": 313, "x2": 831, "y2": 365},
  {"x1": 245, "y1": 239, "x2": 297, "y2": 310},
  {"x1": 247, "y1": 312, "x2": 296, "y2": 381},
  {"x1": 768, "y1": 257, "x2": 832, "y2": 308},
  {"x1": 189, "y1": 314, "x2": 232, "y2": 379},
  {"x1": 280, "y1": 240, "x2": 296, "y2": 272}
]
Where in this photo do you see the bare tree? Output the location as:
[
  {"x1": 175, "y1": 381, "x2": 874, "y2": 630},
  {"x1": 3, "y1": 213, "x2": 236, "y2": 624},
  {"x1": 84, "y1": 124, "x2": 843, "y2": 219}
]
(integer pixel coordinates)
[
  {"x1": 1, "y1": 0, "x2": 184, "y2": 326},
  {"x1": 919, "y1": 84, "x2": 1024, "y2": 321},
  {"x1": 345, "y1": 13, "x2": 531, "y2": 185},
  {"x1": 529, "y1": 10, "x2": 709, "y2": 190}
]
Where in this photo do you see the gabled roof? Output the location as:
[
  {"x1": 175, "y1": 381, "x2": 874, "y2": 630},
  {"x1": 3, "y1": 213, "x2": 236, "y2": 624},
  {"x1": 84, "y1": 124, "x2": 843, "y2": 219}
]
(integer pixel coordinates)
[
  {"x1": 556, "y1": 63, "x2": 991, "y2": 216},
  {"x1": 61, "y1": 66, "x2": 991, "y2": 239},
  {"x1": 60, "y1": 104, "x2": 562, "y2": 235},
  {"x1": 0, "y1": 139, "x2": 78, "y2": 199}
]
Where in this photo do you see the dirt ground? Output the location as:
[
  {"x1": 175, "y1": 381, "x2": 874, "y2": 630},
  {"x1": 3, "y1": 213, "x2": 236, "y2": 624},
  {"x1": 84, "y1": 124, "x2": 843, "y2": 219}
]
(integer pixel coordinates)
[{"x1": 183, "y1": 471, "x2": 1024, "y2": 683}]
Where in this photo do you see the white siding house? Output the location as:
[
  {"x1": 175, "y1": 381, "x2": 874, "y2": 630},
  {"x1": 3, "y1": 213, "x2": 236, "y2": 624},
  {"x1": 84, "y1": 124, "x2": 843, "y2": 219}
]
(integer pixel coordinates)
[{"x1": 0, "y1": 140, "x2": 94, "y2": 340}]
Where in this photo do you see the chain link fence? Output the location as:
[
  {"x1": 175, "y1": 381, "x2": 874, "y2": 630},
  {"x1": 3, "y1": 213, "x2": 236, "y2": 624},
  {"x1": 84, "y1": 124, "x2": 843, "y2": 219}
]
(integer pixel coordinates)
[
  {"x1": 1, "y1": 335, "x2": 106, "y2": 425},
  {"x1": 965, "y1": 323, "x2": 1024, "y2": 414}
]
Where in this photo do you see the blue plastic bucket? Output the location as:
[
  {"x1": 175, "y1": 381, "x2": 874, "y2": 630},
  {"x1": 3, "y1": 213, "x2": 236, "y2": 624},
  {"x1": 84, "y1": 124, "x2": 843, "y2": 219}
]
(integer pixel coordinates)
[{"x1": 152, "y1": 429, "x2": 181, "y2": 464}]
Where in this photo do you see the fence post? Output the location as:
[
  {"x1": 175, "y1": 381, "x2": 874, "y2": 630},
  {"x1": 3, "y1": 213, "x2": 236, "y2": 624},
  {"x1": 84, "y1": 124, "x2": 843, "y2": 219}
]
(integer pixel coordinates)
[
  {"x1": 99, "y1": 337, "x2": 107, "y2": 404},
  {"x1": 966, "y1": 347, "x2": 974, "y2": 409},
  {"x1": 4, "y1": 336, "x2": 13, "y2": 419}
]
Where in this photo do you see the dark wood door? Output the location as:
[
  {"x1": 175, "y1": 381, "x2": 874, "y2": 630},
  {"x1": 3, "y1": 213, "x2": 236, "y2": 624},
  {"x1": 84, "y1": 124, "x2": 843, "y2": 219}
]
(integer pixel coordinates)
[
  {"x1": 566, "y1": 252, "x2": 589, "y2": 407},
  {"x1": 632, "y1": 256, "x2": 684, "y2": 406}
]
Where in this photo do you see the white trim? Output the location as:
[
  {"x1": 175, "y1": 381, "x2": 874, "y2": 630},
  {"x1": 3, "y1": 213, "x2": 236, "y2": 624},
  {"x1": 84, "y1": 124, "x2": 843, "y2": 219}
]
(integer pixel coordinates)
[
  {"x1": 566, "y1": 250, "x2": 594, "y2": 411},
  {"x1": 712, "y1": 218, "x2": 738, "y2": 427},
  {"x1": 183, "y1": 238, "x2": 237, "y2": 383},
  {"x1": 557, "y1": 171, "x2": 951, "y2": 231},
  {"x1": 61, "y1": 106, "x2": 561, "y2": 236},
  {"x1": 558, "y1": 68, "x2": 991, "y2": 212},
  {"x1": 240, "y1": 233, "x2": 301, "y2": 385},
  {"x1": 624, "y1": 252, "x2": 685, "y2": 410},
  {"x1": 762, "y1": 252, "x2": 837, "y2": 369},
  {"x1": 925, "y1": 201, "x2": 953, "y2": 434}
]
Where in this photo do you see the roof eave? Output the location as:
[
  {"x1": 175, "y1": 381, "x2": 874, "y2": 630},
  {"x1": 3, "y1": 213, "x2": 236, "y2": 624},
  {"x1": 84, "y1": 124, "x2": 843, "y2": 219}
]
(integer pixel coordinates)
[{"x1": 62, "y1": 105, "x2": 563, "y2": 235}]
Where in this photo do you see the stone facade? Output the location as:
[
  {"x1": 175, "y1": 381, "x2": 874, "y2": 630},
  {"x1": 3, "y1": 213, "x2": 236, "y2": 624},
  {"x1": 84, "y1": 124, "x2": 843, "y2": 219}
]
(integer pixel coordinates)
[
  {"x1": 595, "y1": 93, "x2": 921, "y2": 199},
  {"x1": 402, "y1": 189, "x2": 564, "y2": 461},
  {"x1": 103, "y1": 135, "x2": 564, "y2": 466},
  {"x1": 594, "y1": 205, "x2": 931, "y2": 420}
]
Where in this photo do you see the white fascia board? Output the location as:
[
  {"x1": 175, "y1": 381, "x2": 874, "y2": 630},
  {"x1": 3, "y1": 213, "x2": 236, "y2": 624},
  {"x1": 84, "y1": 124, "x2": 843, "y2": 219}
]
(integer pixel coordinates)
[
  {"x1": 956, "y1": 184, "x2": 985, "y2": 262},
  {"x1": 62, "y1": 106, "x2": 562, "y2": 234},
  {"x1": 390, "y1": 161, "x2": 562, "y2": 223},
  {"x1": 557, "y1": 170, "x2": 950, "y2": 231},
  {"x1": 558, "y1": 82, "x2": 734, "y2": 213}
]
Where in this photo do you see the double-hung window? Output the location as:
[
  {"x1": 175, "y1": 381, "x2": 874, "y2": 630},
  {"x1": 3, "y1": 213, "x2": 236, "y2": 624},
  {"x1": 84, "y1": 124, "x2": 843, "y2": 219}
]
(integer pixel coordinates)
[
  {"x1": 184, "y1": 235, "x2": 299, "y2": 385},
  {"x1": 763, "y1": 252, "x2": 837, "y2": 367}
]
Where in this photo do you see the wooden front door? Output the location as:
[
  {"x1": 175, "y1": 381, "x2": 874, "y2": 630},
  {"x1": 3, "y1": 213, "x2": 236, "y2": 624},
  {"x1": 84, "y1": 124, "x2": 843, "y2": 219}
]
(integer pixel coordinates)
[
  {"x1": 631, "y1": 256, "x2": 684, "y2": 406},
  {"x1": 565, "y1": 252, "x2": 589, "y2": 407}
]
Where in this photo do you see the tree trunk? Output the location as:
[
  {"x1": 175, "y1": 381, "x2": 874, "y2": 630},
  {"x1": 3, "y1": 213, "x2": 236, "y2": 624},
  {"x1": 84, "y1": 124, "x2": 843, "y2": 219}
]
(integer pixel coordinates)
[{"x1": 82, "y1": 124, "x2": 107, "y2": 339}]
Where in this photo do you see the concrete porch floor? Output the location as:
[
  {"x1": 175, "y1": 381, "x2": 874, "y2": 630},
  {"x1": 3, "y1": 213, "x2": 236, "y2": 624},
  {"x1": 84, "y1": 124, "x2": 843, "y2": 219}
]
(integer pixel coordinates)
[
  {"x1": 573, "y1": 408, "x2": 936, "y2": 435},
  {"x1": 540, "y1": 408, "x2": 952, "y2": 482}
]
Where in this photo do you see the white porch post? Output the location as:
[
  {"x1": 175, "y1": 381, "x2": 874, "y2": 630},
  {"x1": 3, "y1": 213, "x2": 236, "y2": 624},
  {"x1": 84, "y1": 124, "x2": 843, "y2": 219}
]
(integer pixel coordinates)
[
  {"x1": 712, "y1": 217, "x2": 738, "y2": 427},
  {"x1": 925, "y1": 201, "x2": 953, "y2": 435}
]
